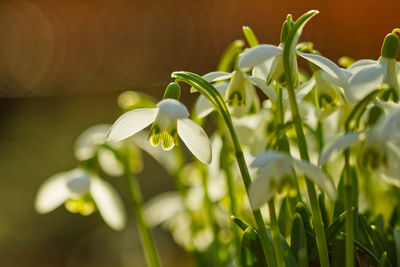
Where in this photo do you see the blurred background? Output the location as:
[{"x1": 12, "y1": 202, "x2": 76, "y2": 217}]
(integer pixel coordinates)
[{"x1": 0, "y1": 0, "x2": 399, "y2": 266}]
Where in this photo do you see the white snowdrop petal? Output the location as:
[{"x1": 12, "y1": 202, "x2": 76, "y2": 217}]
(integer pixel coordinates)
[
  {"x1": 97, "y1": 147, "x2": 124, "y2": 177},
  {"x1": 66, "y1": 169, "x2": 91, "y2": 196},
  {"x1": 345, "y1": 61, "x2": 387, "y2": 103},
  {"x1": 35, "y1": 172, "x2": 70, "y2": 214},
  {"x1": 157, "y1": 99, "x2": 190, "y2": 119},
  {"x1": 90, "y1": 177, "x2": 127, "y2": 231},
  {"x1": 74, "y1": 124, "x2": 111, "y2": 161},
  {"x1": 296, "y1": 78, "x2": 315, "y2": 102},
  {"x1": 348, "y1": 59, "x2": 377, "y2": 72},
  {"x1": 297, "y1": 51, "x2": 348, "y2": 88},
  {"x1": 244, "y1": 74, "x2": 277, "y2": 102},
  {"x1": 252, "y1": 58, "x2": 274, "y2": 79},
  {"x1": 292, "y1": 159, "x2": 337, "y2": 200},
  {"x1": 381, "y1": 143, "x2": 400, "y2": 185},
  {"x1": 106, "y1": 108, "x2": 158, "y2": 142},
  {"x1": 249, "y1": 170, "x2": 275, "y2": 210},
  {"x1": 251, "y1": 151, "x2": 288, "y2": 168},
  {"x1": 195, "y1": 82, "x2": 228, "y2": 118},
  {"x1": 238, "y1": 45, "x2": 283, "y2": 69},
  {"x1": 177, "y1": 118, "x2": 212, "y2": 164},
  {"x1": 319, "y1": 132, "x2": 364, "y2": 166},
  {"x1": 144, "y1": 191, "x2": 183, "y2": 227},
  {"x1": 202, "y1": 71, "x2": 232, "y2": 82}
]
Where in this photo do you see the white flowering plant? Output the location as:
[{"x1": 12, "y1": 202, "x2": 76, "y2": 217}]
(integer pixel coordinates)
[{"x1": 35, "y1": 10, "x2": 400, "y2": 267}]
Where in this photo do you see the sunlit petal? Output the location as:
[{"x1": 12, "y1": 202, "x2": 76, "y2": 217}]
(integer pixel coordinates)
[
  {"x1": 292, "y1": 159, "x2": 337, "y2": 200},
  {"x1": 298, "y1": 51, "x2": 348, "y2": 88},
  {"x1": 106, "y1": 108, "x2": 158, "y2": 142},
  {"x1": 177, "y1": 118, "x2": 212, "y2": 164},
  {"x1": 348, "y1": 59, "x2": 377, "y2": 73},
  {"x1": 345, "y1": 60, "x2": 387, "y2": 103},
  {"x1": 238, "y1": 45, "x2": 282, "y2": 69},
  {"x1": 35, "y1": 172, "x2": 70, "y2": 214},
  {"x1": 90, "y1": 177, "x2": 127, "y2": 231},
  {"x1": 296, "y1": 78, "x2": 315, "y2": 102},
  {"x1": 243, "y1": 74, "x2": 277, "y2": 102}
]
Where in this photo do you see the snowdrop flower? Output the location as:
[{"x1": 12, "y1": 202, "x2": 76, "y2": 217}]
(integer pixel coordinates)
[
  {"x1": 319, "y1": 108, "x2": 400, "y2": 184},
  {"x1": 35, "y1": 168, "x2": 127, "y2": 231},
  {"x1": 249, "y1": 151, "x2": 336, "y2": 210},
  {"x1": 74, "y1": 124, "x2": 126, "y2": 176},
  {"x1": 237, "y1": 43, "x2": 348, "y2": 92},
  {"x1": 107, "y1": 98, "x2": 212, "y2": 164},
  {"x1": 194, "y1": 69, "x2": 276, "y2": 118},
  {"x1": 345, "y1": 31, "x2": 400, "y2": 103}
]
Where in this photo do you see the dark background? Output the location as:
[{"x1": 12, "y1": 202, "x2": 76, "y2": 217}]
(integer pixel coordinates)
[{"x1": 0, "y1": 0, "x2": 399, "y2": 266}]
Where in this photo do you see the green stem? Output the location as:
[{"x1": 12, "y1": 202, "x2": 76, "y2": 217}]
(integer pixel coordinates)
[
  {"x1": 344, "y1": 150, "x2": 354, "y2": 267},
  {"x1": 222, "y1": 137, "x2": 242, "y2": 266},
  {"x1": 282, "y1": 30, "x2": 330, "y2": 267},
  {"x1": 123, "y1": 163, "x2": 160, "y2": 267},
  {"x1": 268, "y1": 199, "x2": 286, "y2": 267},
  {"x1": 200, "y1": 165, "x2": 222, "y2": 265}
]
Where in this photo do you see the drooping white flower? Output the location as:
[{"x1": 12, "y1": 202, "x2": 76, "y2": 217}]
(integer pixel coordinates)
[
  {"x1": 194, "y1": 69, "x2": 276, "y2": 118},
  {"x1": 344, "y1": 32, "x2": 400, "y2": 103},
  {"x1": 74, "y1": 124, "x2": 125, "y2": 176},
  {"x1": 248, "y1": 151, "x2": 337, "y2": 210},
  {"x1": 319, "y1": 108, "x2": 400, "y2": 184},
  {"x1": 107, "y1": 98, "x2": 212, "y2": 164},
  {"x1": 237, "y1": 44, "x2": 348, "y2": 91},
  {"x1": 35, "y1": 168, "x2": 127, "y2": 231}
]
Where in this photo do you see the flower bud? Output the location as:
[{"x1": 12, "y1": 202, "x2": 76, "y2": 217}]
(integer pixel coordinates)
[
  {"x1": 381, "y1": 33, "x2": 399, "y2": 59},
  {"x1": 280, "y1": 15, "x2": 294, "y2": 43},
  {"x1": 163, "y1": 82, "x2": 181, "y2": 100}
]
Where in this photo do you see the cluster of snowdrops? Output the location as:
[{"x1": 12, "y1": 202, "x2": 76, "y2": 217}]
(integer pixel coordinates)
[{"x1": 35, "y1": 10, "x2": 400, "y2": 267}]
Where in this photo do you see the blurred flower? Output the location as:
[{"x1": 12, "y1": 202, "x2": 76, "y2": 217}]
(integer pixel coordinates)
[
  {"x1": 35, "y1": 168, "x2": 127, "y2": 231},
  {"x1": 249, "y1": 151, "x2": 336, "y2": 210},
  {"x1": 107, "y1": 98, "x2": 211, "y2": 164},
  {"x1": 344, "y1": 32, "x2": 400, "y2": 103},
  {"x1": 319, "y1": 107, "x2": 400, "y2": 184}
]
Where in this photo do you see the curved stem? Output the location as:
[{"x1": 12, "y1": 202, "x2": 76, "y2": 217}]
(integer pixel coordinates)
[
  {"x1": 282, "y1": 12, "x2": 330, "y2": 266},
  {"x1": 173, "y1": 71, "x2": 277, "y2": 267}
]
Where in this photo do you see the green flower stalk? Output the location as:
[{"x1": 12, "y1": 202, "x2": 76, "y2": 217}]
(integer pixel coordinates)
[{"x1": 281, "y1": 10, "x2": 331, "y2": 267}]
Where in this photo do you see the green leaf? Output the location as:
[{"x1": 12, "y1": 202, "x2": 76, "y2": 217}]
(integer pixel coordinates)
[
  {"x1": 291, "y1": 213, "x2": 308, "y2": 267},
  {"x1": 360, "y1": 215, "x2": 385, "y2": 257},
  {"x1": 278, "y1": 198, "x2": 293, "y2": 237},
  {"x1": 242, "y1": 26, "x2": 260, "y2": 47},
  {"x1": 218, "y1": 40, "x2": 245, "y2": 72},
  {"x1": 325, "y1": 210, "x2": 347, "y2": 243},
  {"x1": 379, "y1": 252, "x2": 389, "y2": 267},
  {"x1": 331, "y1": 235, "x2": 346, "y2": 267},
  {"x1": 241, "y1": 227, "x2": 268, "y2": 267},
  {"x1": 232, "y1": 215, "x2": 250, "y2": 231}
]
